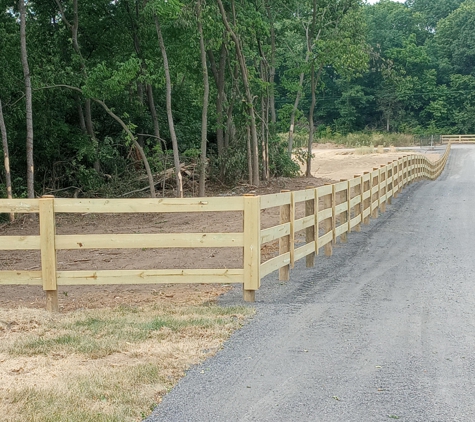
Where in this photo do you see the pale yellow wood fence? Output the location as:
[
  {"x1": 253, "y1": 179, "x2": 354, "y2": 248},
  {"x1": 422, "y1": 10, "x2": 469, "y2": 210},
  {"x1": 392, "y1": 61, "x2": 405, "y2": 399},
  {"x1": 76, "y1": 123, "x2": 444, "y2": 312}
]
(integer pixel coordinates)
[
  {"x1": 260, "y1": 145, "x2": 450, "y2": 284},
  {"x1": 441, "y1": 135, "x2": 475, "y2": 143},
  {"x1": 0, "y1": 145, "x2": 450, "y2": 311}
]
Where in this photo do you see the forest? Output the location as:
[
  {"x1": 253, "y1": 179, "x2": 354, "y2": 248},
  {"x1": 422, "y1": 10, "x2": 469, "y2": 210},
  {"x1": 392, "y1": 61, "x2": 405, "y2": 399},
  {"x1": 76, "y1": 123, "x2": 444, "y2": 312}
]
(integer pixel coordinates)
[{"x1": 0, "y1": 0, "x2": 473, "y2": 199}]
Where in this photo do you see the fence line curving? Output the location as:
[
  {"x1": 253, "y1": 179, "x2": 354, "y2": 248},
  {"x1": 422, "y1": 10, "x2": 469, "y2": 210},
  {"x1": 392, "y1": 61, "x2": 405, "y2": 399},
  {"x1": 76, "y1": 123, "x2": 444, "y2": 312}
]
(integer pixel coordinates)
[{"x1": 0, "y1": 144, "x2": 451, "y2": 311}]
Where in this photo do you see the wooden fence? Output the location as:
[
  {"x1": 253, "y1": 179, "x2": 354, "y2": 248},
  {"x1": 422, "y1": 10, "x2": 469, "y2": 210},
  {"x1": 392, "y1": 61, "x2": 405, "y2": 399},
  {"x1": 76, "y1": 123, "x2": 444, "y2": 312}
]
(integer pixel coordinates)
[
  {"x1": 0, "y1": 145, "x2": 450, "y2": 311},
  {"x1": 441, "y1": 134, "x2": 475, "y2": 143}
]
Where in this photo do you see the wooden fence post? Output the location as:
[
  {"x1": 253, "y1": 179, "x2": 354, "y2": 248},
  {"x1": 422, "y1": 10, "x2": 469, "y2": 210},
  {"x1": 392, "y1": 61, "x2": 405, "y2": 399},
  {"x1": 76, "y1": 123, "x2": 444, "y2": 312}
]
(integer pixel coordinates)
[
  {"x1": 387, "y1": 162, "x2": 393, "y2": 205},
  {"x1": 243, "y1": 194, "x2": 260, "y2": 302},
  {"x1": 340, "y1": 179, "x2": 348, "y2": 243},
  {"x1": 39, "y1": 195, "x2": 58, "y2": 312},
  {"x1": 279, "y1": 190, "x2": 291, "y2": 281},
  {"x1": 372, "y1": 168, "x2": 379, "y2": 219},
  {"x1": 324, "y1": 185, "x2": 333, "y2": 256},
  {"x1": 353, "y1": 175, "x2": 362, "y2": 232},
  {"x1": 305, "y1": 187, "x2": 315, "y2": 268},
  {"x1": 380, "y1": 165, "x2": 387, "y2": 213},
  {"x1": 363, "y1": 172, "x2": 370, "y2": 225},
  {"x1": 402, "y1": 155, "x2": 409, "y2": 188}
]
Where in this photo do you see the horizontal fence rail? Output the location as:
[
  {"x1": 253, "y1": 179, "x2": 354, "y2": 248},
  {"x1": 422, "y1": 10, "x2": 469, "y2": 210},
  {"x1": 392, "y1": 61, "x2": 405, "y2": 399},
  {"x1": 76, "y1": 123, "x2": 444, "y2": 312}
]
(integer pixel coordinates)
[
  {"x1": 441, "y1": 135, "x2": 475, "y2": 143},
  {"x1": 0, "y1": 144, "x2": 451, "y2": 311},
  {"x1": 259, "y1": 145, "x2": 451, "y2": 285}
]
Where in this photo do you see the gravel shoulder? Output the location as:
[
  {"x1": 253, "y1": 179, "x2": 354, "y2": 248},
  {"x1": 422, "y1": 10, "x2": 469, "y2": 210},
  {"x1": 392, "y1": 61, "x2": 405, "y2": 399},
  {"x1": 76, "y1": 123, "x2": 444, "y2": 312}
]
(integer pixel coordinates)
[{"x1": 145, "y1": 145, "x2": 475, "y2": 422}]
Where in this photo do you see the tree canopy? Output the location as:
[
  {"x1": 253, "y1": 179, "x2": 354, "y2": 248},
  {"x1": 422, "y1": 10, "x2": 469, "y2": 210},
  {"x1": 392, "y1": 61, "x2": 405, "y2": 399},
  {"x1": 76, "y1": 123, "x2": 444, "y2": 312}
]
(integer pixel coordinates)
[{"x1": 1, "y1": 0, "x2": 474, "y2": 198}]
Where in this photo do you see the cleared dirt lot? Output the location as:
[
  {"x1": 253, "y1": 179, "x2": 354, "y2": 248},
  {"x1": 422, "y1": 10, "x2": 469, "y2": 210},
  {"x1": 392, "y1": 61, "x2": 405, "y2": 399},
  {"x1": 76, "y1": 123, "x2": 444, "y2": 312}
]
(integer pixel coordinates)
[{"x1": 0, "y1": 145, "x2": 439, "y2": 311}]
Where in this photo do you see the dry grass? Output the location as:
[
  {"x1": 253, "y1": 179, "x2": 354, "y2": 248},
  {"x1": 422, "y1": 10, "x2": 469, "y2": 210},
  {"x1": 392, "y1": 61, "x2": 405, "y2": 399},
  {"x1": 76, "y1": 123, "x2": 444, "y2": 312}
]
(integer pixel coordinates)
[
  {"x1": 355, "y1": 145, "x2": 374, "y2": 155},
  {"x1": 0, "y1": 303, "x2": 253, "y2": 421}
]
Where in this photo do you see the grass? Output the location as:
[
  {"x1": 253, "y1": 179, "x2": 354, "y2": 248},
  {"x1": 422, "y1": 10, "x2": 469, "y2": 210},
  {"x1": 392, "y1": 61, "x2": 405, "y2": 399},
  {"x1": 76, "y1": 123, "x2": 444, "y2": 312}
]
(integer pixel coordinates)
[
  {"x1": 0, "y1": 303, "x2": 253, "y2": 421},
  {"x1": 279, "y1": 131, "x2": 417, "y2": 150},
  {"x1": 319, "y1": 132, "x2": 415, "y2": 148}
]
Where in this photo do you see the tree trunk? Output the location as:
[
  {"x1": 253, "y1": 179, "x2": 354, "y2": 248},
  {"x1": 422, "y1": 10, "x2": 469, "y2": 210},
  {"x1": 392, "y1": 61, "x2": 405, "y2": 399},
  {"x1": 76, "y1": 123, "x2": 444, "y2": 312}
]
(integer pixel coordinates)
[
  {"x1": 217, "y1": 0, "x2": 259, "y2": 186},
  {"x1": 94, "y1": 99, "x2": 156, "y2": 198},
  {"x1": 0, "y1": 99, "x2": 14, "y2": 222},
  {"x1": 55, "y1": 0, "x2": 101, "y2": 174},
  {"x1": 197, "y1": 0, "x2": 209, "y2": 197},
  {"x1": 265, "y1": 0, "x2": 277, "y2": 127},
  {"x1": 77, "y1": 96, "x2": 86, "y2": 133},
  {"x1": 146, "y1": 83, "x2": 161, "y2": 141},
  {"x1": 288, "y1": 24, "x2": 313, "y2": 156},
  {"x1": 155, "y1": 14, "x2": 183, "y2": 197},
  {"x1": 84, "y1": 99, "x2": 100, "y2": 173},
  {"x1": 306, "y1": 62, "x2": 316, "y2": 177},
  {"x1": 207, "y1": 44, "x2": 227, "y2": 157},
  {"x1": 246, "y1": 125, "x2": 252, "y2": 185},
  {"x1": 225, "y1": 100, "x2": 234, "y2": 150},
  {"x1": 306, "y1": 1, "x2": 319, "y2": 178},
  {"x1": 260, "y1": 64, "x2": 269, "y2": 181},
  {"x1": 216, "y1": 44, "x2": 226, "y2": 156},
  {"x1": 19, "y1": 0, "x2": 34, "y2": 198},
  {"x1": 288, "y1": 69, "x2": 306, "y2": 155}
]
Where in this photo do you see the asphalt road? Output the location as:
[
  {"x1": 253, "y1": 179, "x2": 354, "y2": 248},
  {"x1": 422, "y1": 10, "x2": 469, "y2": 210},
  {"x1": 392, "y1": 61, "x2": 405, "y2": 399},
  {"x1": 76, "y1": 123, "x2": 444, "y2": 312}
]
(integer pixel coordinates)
[{"x1": 145, "y1": 145, "x2": 475, "y2": 422}]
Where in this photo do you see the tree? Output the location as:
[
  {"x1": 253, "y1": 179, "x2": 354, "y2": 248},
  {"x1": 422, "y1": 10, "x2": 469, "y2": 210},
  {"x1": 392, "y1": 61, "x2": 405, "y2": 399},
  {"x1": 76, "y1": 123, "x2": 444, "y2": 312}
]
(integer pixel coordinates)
[
  {"x1": 150, "y1": 0, "x2": 184, "y2": 197},
  {"x1": 197, "y1": 0, "x2": 210, "y2": 197},
  {"x1": 19, "y1": 0, "x2": 34, "y2": 198},
  {"x1": 435, "y1": 0, "x2": 475, "y2": 76},
  {"x1": 0, "y1": 99, "x2": 14, "y2": 221},
  {"x1": 409, "y1": 0, "x2": 464, "y2": 30},
  {"x1": 217, "y1": 0, "x2": 260, "y2": 187}
]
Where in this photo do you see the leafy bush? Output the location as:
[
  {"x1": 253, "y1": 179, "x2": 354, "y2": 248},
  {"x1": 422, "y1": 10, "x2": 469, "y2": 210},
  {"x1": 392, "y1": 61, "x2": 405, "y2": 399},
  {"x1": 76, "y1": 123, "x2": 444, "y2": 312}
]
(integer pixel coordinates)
[{"x1": 268, "y1": 136, "x2": 300, "y2": 178}]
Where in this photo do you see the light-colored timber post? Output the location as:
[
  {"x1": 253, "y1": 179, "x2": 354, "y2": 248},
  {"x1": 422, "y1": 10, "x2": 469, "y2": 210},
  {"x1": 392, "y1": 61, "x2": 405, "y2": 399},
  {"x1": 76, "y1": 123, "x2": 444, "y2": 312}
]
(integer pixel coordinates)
[
  {"x1": 331, "y1": 184, "x2": 337, "y2": 244},
  {"x1": 39, "y1": 195, "x2": 58, "y2": 312},
  {"x1": 353, "y1": 175, "x2": 362, "y2": 232},
  {"x1": 404, "y1": 157, "x2": 408, "y2": 185},
  {"x1": 404, "y1": 156, "x2": 408, "y2": 187},
  {"x1": 340, "y1": 179, "x2": 348, "y2": 243},
  {"x1": 394, "y1": 160, "x2": 400, "y2": 196},
  {"x1": 346, "y1": 180, "x2": 351, "y2": 235},
  {"x1": 392, "y1": 161, "x2": 398, "y2": 198},
  {"x1": 324, "y1": 185, "x2": 333, "y2": 256},
  {"x1": 314, "y1": 187, "x2": 320, "y2": 255},
  {"x1": 372, "y1": 168, "x2": 379, "y2": 219},
  {"x1": 279, "y1": 190, "x2": 291, "y2": 281},
  {"x1": 399, "y1": 158, "x2": 404, "y2": 189},
  {"x1": 363, "y1": 172, "x2": 370, "y2": 225},
  {"x1": 305, "y1": 186, "x2": 315, "y2": 268},
  {"x1": 387, "y1": 162, "x2": 393, "y2": 205},
  {"x1": 243, "y1": 194, "x2": 260, "y2": 302},
  {"x1": 290, "y1": 192, "x2": 295, "y2": 269},
  {"x1": 380, "y1": 165, "x2": 387, "y2": 213}
]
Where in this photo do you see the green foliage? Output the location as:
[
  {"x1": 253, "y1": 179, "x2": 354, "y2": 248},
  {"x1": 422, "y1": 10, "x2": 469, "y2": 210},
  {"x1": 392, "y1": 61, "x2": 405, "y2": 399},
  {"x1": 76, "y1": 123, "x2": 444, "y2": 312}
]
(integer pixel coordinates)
[
  {"x1": 2, "y1": 0, "x2": 474, "y2": 198},
  {"x1": 268, "y1": 137, "x2": 300, "y2": 178}
]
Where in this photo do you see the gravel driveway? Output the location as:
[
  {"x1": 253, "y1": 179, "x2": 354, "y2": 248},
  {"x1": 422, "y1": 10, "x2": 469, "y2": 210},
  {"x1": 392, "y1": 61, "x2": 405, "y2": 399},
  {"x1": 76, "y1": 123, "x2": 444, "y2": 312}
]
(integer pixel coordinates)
[{"x1": 145, "y1": 145, "x2": 475, "y2": 422}]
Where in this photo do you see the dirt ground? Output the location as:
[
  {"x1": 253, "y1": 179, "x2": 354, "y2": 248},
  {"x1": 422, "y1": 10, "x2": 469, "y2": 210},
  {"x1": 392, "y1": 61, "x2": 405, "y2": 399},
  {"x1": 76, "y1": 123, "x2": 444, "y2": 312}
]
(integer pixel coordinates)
[{"x1": 0, "y1": 145, "x2": 440, "y2": 312}]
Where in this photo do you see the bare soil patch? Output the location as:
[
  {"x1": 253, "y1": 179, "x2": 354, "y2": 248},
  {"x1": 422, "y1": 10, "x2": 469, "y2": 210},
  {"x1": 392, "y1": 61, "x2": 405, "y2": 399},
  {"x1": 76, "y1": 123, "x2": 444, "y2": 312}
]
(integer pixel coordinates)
[{"x1": 0, "y1": 145, "x2": 439, "y2": 312}]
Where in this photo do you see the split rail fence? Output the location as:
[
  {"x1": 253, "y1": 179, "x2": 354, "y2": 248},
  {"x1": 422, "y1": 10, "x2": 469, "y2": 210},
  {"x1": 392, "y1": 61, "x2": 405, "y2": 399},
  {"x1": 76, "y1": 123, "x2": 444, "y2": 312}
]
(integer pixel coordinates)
[
  {"x1": 441, "y1": 134, "x2": 475, "y2": 143},
  {"x1": 0, "y1": 144, "x2": 451, "y2": 311}
]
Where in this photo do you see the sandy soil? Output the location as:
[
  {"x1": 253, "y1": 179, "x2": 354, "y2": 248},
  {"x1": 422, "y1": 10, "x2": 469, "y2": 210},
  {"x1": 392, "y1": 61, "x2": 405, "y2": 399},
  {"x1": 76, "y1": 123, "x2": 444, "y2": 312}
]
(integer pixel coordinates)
[{"x1": 0, "y1": 145, "x2": 440, "y2": 312}]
